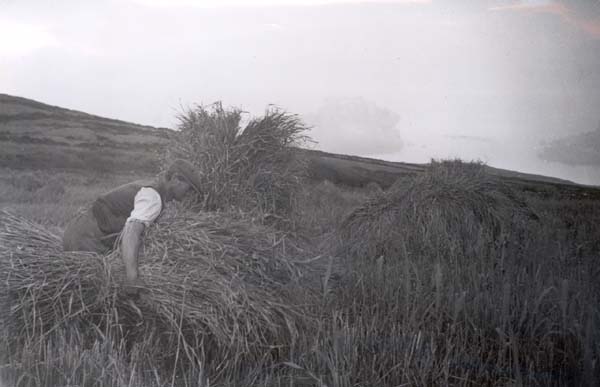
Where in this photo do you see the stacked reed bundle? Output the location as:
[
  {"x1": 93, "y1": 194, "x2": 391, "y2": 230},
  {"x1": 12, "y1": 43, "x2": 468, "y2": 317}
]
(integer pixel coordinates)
[
  {"x1": 167, "y1": 103, "x2": 310, "y2": 220},
  {"x1": 0, "y1": 206, "x2": 316, "y2": 372},
  {"x1": 339, "y1": 160, "x2": 538, "y2": 262}
]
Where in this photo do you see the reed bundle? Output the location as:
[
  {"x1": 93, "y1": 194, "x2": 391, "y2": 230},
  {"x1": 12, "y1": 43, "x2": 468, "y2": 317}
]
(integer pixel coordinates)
[
  {"x1": 339, "y1": 160, "x2": 538, "y2": 262},
  {"x1": 0, "y1": 206, "x2": 315, "y2": 371},
  {"x1": 167, "y1": 103, "x2": 310, "y2": 219}
]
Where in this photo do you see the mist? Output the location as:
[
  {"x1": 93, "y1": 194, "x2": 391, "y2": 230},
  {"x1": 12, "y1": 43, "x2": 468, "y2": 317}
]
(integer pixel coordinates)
[{"x1": 1, "y1": 0, "x2": 599, "y2": 184}]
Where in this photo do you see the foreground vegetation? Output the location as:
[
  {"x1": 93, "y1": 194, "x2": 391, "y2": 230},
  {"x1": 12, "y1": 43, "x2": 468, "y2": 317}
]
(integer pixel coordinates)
[
  {"x1": 2, "y1": 165, "x2": 598, "y2": 386},
  {"x1": 1, "y1": 105, "x2": 599, "y2": 386}
]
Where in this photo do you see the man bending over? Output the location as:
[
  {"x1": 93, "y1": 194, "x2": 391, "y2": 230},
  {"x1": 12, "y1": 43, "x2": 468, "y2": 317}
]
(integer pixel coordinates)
[{"x1": 63, "y1": 159, "x2": 202, "y2": 290}]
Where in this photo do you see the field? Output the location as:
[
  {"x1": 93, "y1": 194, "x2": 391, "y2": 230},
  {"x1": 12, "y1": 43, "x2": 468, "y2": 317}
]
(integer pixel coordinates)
[
  {"x1": 0, "y1": 97, "x2": 599, "y2": 386},
  {"x1": 1, "y1": 160, "x2": 599, "y2": 387}
]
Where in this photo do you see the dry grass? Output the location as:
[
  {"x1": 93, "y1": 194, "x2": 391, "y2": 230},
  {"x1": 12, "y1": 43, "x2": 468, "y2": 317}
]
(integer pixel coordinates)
[
  {"x1": 321, "y1": 159, "x2": 599, "y2": 385},
  {"x1": 166, "y1": 103, "x2": 310, "y2": 221},
  {"x1": 339, "y1": 159, "x2": 538, "y2": 263},
  {"x1": 0, "y1": 206, "x2": 318, "y2": 382},
  {"x1": 0, "y1": 168, "x2": 140, "y2": 227},
  {"x1": 2, "y1": 159, "x2": 600, "y2": 386}
]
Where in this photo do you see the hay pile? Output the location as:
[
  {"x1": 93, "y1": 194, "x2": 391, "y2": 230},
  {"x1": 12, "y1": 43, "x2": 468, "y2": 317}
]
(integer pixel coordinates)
[
  {"x1": 167, "y1": 103, "x2": 310, "y2": 219},
  {"x1": 339, "y1": 160, "x2": 538, "y2": 262},
  {"x1": 0, "y1": 207, "x2": 315, "y2": 371}
]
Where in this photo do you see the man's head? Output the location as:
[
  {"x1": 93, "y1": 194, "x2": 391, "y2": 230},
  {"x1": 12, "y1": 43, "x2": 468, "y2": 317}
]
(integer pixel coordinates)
[{"x1": 163, "y1": 159, "x2": 203, "y2": 202}]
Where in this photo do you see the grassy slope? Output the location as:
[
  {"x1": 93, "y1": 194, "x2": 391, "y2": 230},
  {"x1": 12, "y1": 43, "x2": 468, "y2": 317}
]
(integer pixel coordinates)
[
  {"x1": 0, "y1": 168, "x2": 146, "y2": 228},
  {"x1": 0, "y1": 94, "x2": 170, "y2": 174}
]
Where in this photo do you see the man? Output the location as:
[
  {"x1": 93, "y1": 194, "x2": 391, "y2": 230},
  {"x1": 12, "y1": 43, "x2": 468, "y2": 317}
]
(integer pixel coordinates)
[{"x1": 63, "y1": 159, "x2": 202, "y2": 290}]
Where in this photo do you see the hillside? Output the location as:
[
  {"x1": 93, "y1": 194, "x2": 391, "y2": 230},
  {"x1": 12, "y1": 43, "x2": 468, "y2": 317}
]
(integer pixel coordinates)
[
  {"x1": 538, "y1": 127, "x2": 600, "y2": 167},
  {"x1": 301, "y1": 149, "x2": 600, "y2": 200},
  {"x1": 0, "y1": 94, "x2": 171, "y2": 173},
  {"x1": 1, "y1": 93, "x2": 599, "y2": 200}
]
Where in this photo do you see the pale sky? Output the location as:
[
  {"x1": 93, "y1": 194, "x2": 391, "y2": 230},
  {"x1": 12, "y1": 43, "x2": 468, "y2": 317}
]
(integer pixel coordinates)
[{"x1": 1, "y1": 0, "x2": 600, "y2": 184}]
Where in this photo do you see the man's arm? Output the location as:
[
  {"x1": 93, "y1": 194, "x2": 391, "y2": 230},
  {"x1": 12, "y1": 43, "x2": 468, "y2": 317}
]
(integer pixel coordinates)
[
  {"x1": 121, "y1": 187, "x2": 162, "y2": 292},
  {"x1": 121, "y1": 221, "x2": 145, "y2": 284}
]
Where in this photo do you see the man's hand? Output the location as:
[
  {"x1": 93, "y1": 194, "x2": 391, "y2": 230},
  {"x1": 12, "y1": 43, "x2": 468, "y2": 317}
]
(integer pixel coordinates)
[
  {"x1": 124, "y1": 276, "x2": 148, "y2": 298},
  {"x1": 124, "y1": 277, "x2": 147, "y2": 321}
]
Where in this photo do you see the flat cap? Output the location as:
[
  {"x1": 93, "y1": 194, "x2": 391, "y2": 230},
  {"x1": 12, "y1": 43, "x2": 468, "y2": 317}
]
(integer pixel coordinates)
[{"x1": 167, "y1": 159, "x2": 203, "y2": 195}]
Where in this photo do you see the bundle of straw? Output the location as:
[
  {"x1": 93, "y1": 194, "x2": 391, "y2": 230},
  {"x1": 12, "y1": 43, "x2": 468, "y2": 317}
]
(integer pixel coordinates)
[
  {"x1": 339, "y1": 160, "x2": 538, "y2": 262},
  {"x1": 166, "y1": 103, "x2": 310, "y2": 219},
  {"x1": 0, "y1": 207, "x2": 315, "y2": 371}
]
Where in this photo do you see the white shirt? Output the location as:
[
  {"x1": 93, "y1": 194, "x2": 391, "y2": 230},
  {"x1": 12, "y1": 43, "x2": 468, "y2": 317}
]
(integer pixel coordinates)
[{"x1": 126, "y1": 187, "x2": 162, "y2": 227}]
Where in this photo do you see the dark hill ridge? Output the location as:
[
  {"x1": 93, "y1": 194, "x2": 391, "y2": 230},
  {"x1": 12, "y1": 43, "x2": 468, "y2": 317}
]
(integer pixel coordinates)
[
  {"x1": 1, "y1": 93, "x2": 598, "y2": 200},
  {"x1": 0, "y1": 94, "x2": 171, "y2": 173},
  {"x1": 301, "y1": 149, "x2": 600, "y2": 201},
  {"x1": 539, "y1": 127, "x2": 600, "y2": 167},
  {"x1": 0, "y1": 93, "x2": 171, "y2": 144},
  {"x1": 0, "y1": 94, "x2": 168, "y2": 133}
]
